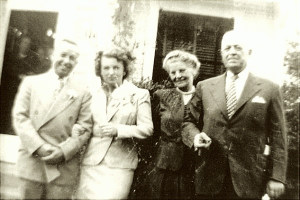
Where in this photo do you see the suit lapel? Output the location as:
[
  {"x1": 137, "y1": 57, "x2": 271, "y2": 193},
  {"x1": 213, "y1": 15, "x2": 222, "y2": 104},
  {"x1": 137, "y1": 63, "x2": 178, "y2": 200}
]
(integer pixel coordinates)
[
  {"x1": 208, "y1": 74, "x2": 228, "y2": 118},
  {"x1": 93, "y1": 88, "x2": 109, "y2": 124},
  {"x1": 106, "y1": 96, "x2": 121, "y2": 122},
  {"x1": 235, "y1": 73, "x2": 261, "y2": 113},
  {"x1": 38, "y1": 77, "x2": 76, "y2": 129},
  {"x1": 105, "y1": 81, "x2": 137, "y2": 122},
  {"x1": 34, "y1": 74, "x2": 56, "y2": 129}
]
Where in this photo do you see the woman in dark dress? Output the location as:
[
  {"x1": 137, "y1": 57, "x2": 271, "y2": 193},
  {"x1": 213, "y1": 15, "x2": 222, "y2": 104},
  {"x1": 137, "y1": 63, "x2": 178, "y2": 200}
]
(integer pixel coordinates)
[{"x1": 140, "y1": 50, "x2": 201, "y2": 199}]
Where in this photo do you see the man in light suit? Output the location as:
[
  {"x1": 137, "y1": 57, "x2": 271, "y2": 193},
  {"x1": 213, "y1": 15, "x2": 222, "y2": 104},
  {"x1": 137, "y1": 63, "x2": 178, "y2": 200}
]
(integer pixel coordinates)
[
  {"x1": 12, "y1": 39, "x2": 92, "y2": 199},
  {"x1": 182, "y1": 30, "x2": 287, "y2": 199}
]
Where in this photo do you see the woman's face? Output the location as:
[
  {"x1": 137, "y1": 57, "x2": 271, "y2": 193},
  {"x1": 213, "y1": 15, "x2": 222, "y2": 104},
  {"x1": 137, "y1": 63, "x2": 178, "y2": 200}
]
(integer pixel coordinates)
[
  {"x1": 167, "y1": 60, "x2": 194, "y2": 92},
  {"x1": 101, "y1": 56, "x2": 125, "y2": 87}
]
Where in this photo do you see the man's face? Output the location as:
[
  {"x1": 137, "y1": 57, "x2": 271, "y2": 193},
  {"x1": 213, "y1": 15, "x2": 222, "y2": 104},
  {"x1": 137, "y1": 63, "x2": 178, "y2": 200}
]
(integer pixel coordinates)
[
  {"x1": 221, "y1": 32, "x2": 250, "y2": 74},
  {"x1": 53, "y1": 42, "x2": 79, "y2": 78}
]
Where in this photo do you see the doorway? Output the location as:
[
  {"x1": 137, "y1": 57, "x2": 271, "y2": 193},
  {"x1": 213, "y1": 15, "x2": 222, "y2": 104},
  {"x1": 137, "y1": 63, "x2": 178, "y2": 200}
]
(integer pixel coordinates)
[{"x1": 0, "y1": 10, "x2": 58, "y2": 135}]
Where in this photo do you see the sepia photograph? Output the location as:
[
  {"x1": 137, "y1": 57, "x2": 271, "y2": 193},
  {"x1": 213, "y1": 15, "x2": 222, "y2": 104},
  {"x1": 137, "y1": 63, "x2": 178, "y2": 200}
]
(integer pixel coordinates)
[{"x1": 0, "y1": 0, "x2": 299, "y2": 199}]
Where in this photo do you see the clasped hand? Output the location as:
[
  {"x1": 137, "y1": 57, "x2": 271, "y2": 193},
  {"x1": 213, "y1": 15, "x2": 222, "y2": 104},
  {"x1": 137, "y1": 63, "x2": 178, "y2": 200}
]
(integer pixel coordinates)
[
  {"x1": 35, "y1": 144, "x2": 64, "y2": 164},
  {"x1": 194, "y1": 132, "x2": 212, "y2": 152},
  {"x1": 94, "y1": 123, "x2": 118, "y2": 138},
  {"x1": 266, "y1": 180, "x2": 285, "y2": 199}
]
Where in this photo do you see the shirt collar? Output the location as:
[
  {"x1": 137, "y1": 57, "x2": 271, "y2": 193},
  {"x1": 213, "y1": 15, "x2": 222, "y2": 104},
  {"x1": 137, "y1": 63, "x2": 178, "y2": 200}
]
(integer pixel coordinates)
[
  {"x1": 226, "y1": 67, "x2": 249, "y2": 81},
  {"x1": 50, "y1": 69, "x2": 69, "y2": 84}
]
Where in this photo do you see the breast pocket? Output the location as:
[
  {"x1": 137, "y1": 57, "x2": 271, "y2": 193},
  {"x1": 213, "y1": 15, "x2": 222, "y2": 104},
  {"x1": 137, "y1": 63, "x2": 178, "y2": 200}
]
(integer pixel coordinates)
[{"x1": 251, "y1": 102, "x2": 267, "y2": 123}]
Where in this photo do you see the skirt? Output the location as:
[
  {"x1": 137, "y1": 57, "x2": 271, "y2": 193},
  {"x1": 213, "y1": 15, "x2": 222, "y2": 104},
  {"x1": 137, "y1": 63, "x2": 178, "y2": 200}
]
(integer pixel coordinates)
[{"x1": 75, "y1": 159, "x2": 134, "y2": 199}]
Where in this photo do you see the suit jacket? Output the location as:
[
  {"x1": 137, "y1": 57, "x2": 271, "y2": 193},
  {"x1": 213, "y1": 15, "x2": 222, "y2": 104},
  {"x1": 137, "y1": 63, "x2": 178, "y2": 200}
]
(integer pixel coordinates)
[
  {"x1": 82, "y1": 80, "x2": 153, "y2": 169},
  {"x1": 12, "y1": 72, "x2": 93, "y2": 185},
  {"x1": 152, "y1": 89, "x2": 190, "y2": 171},
  {"x1": 182, "y1": 72, "x2": 287, "y2": 198}
]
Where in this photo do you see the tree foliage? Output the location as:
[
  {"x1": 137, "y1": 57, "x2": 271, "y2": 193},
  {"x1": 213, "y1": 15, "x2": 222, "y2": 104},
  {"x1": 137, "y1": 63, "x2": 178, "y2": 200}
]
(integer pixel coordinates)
[
  {"x1": 281, "y1": 33, "x2": 299, "y2": 199},
  {"x1": 111, "y1": 0, "x2": 136, "y2": 50}
]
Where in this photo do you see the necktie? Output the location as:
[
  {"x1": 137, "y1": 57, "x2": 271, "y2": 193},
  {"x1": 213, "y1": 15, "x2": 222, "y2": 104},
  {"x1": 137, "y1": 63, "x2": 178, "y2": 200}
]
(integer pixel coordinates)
[
  {"x1": 54, "y1": 77, "x2": 64, "y2": 99},
  {"x1": 226, "y1": 75, "x2": 238, "y2": 118}
]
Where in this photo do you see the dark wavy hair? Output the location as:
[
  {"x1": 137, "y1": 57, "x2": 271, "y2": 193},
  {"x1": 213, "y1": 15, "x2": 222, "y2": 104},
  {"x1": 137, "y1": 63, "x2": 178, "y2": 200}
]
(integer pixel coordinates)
[{"x1": 95, "y1": 47, "x2": 135, "y2": 81}]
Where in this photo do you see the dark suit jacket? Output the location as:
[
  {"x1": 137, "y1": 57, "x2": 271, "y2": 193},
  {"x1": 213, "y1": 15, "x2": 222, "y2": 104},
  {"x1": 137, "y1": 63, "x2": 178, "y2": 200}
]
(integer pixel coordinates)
[{"x1": 182, "y1": 72, "x2": 287, "y2": 198}]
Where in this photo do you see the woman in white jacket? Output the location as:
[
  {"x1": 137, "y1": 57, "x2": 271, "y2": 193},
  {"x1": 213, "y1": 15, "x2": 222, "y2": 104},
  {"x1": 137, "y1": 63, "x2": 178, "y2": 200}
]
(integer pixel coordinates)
[{"x1": 75, "y1": 47, "x2": 153, "y2": 199}]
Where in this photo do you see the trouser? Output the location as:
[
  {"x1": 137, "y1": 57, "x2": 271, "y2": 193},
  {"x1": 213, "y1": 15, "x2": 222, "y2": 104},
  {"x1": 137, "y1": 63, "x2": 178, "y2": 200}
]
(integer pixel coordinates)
[{"x1": 18, "y1": 178, "x2": 75, "y2": 200}]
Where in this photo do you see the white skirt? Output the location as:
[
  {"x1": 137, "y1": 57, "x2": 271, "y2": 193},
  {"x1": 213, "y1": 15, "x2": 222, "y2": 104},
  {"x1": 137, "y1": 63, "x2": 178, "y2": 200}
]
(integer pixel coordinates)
[{"x1": 75, "y1": 160, "x2": 134, "y2": 200}]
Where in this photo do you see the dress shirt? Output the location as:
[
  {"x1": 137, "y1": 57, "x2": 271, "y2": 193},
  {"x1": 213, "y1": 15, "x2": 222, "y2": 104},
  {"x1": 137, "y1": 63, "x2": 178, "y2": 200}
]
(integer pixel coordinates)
[
  {"x1": 50, "y1": 70, "x2": 69, "y2": 89},
  {"x1": 226, "y1": 67, "x2": 249, "y2": 101}
]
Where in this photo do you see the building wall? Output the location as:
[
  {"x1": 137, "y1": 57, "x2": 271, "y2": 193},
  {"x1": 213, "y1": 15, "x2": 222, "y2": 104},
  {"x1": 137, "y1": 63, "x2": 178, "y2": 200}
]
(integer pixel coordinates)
[
  {"x1": 131, "y1": 0, "x2": 285, "y2": 84},
  {"x1": 0, "y1": 0, "x2": 9, "y2": 81},
  {"x1": 0, "y1": 0, "x2": 287, "y2": 84}
]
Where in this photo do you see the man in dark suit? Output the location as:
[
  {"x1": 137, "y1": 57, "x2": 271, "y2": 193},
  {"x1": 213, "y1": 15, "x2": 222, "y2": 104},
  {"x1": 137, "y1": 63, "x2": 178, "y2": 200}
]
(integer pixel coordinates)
[
  {"x1": 12, "y1": 39, "x2": 93, "y2": 199},
  {"x1": 182, "y1": 30, "x2": 287, "y2": 199}
]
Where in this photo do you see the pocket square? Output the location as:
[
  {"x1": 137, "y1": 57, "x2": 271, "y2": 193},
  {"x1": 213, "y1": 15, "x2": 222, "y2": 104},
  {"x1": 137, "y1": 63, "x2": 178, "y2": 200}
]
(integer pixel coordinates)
[{"x1": 252, "y1": 96, "x2": 266, "y2": 103}]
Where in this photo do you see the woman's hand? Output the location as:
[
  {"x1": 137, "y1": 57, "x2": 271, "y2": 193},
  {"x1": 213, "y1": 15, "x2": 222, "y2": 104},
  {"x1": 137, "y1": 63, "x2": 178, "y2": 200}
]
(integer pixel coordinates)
[{"x1": 94, "y1": 123, "x2": 118, "y2": 138}]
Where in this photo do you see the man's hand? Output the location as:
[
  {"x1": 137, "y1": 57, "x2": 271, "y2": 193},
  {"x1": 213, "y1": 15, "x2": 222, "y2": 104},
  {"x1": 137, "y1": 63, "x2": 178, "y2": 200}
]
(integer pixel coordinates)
[
  {"x1": 72, "y1": 124, "x2": 86, "y2": 137},
  {"x1": 35, "y1": 143, "x2": 53, "y2": 157},
  {"x1": 194, "y1": 132, "x2": 212, "y2": 151},
  {"x1": 266, "y1": 180, "x2": 285, "y2": 199},
  {"x1": 41, "y1": 146, "x2": 65, "y2": 165}
]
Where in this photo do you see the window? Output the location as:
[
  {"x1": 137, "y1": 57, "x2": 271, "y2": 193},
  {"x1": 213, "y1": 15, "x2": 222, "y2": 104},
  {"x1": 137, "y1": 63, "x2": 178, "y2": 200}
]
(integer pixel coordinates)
[{"x1": 153, "y1": 10, "x2": 234, "y2": 84}]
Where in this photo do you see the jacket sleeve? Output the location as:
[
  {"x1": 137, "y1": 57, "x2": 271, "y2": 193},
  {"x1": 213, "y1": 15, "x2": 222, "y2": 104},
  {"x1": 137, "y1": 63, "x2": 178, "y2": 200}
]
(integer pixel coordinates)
[
  {"x1": 182, "y1": 82, "x2": 203, "y2": 148},
  {"x1": 151, "y1": 90, "x2": 162, "y2": 144},
  {"x1": 267, "y1": 84, "x2": 288, "y2": 183},
  {"x1": 117, "y1": 89, "x2": 153, "y2": 139},
  {"x1": 59, "y1": 89, "x2": 93, "y2": 161},
  {"x1": 12, "y1": 77, "x2": 47, "y2": 154}
]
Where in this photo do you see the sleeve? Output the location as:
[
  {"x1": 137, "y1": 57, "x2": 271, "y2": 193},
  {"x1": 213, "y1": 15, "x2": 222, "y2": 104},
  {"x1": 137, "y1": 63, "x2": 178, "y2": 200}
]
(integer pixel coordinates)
[
  {"x1": 117, "y1": 89, "x2": 154, "y2": 139},
  {"x1": 12, "y1": 77, "x2": 47, "y2": 154},
  {"x1": 151, "y1": 90, "x2": 162, "y2": 143},
  {"x1": 59, "y1": 89, "x2": 93, "y2": 161},
  {"x1": 181, "y1": 82, "x2": 204, "y2": 148},
  {"x1": 268, "y1": 84, "x2": 288, "y2": 183}
]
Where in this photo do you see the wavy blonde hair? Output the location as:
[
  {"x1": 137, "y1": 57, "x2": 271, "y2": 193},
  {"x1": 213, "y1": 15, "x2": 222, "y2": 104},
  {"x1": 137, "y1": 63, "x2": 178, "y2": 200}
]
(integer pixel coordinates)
[{"x1": 163, "y1": 50, "x2": 201, "y2": 78}]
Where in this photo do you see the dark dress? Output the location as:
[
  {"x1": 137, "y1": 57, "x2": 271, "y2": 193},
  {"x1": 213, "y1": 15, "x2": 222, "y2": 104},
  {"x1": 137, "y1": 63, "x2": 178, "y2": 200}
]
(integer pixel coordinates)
[{"x1": 132, "y1": 89, "x2": 195, "y2": 199}]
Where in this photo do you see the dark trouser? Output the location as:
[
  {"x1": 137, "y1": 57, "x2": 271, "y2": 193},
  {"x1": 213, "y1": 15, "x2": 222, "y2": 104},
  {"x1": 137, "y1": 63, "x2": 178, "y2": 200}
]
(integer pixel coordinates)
[{"x1": 18, "y1": 178, "x2": 75, "y2": 200}]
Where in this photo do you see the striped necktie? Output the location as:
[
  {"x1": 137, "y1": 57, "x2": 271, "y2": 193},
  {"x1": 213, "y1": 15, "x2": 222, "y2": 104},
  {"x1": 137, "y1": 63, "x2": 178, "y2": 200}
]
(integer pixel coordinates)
[
  {"x1": 226, "y1": 75, "x2": 238, "y2": 118},
  {"x1": 54, "y1": 77, "x2": 64, "y2": 99}
]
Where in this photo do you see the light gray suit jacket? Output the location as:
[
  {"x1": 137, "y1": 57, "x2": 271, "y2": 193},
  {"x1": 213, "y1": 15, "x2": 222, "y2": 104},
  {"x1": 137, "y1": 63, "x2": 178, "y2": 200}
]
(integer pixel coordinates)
[
  {"x1": 13, "y1": 72, "x2": 93, "y2": 185},
  {"x1": 82, "y1": 81, "x2": 153, "y2": 169}
]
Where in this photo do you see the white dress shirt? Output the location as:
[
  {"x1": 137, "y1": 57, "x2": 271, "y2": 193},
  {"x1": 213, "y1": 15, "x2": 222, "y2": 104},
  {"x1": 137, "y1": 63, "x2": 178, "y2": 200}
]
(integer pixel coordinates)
[
  {"x1": 226, "y1": 68, "x2": 249, "y2": 101},
  {"x1": 50, "y1": 70, "x2": 69, "y2": 90}
]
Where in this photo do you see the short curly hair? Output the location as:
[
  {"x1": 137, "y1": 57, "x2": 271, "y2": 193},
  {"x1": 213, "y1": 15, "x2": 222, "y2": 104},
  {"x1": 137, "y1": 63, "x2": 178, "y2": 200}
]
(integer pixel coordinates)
[
  {"x1": 163, "y1": 50, "x2": 201, "y2": 79},
  {"x1": 95, "y1": 47, "x2": 135, "y2": 80}
]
